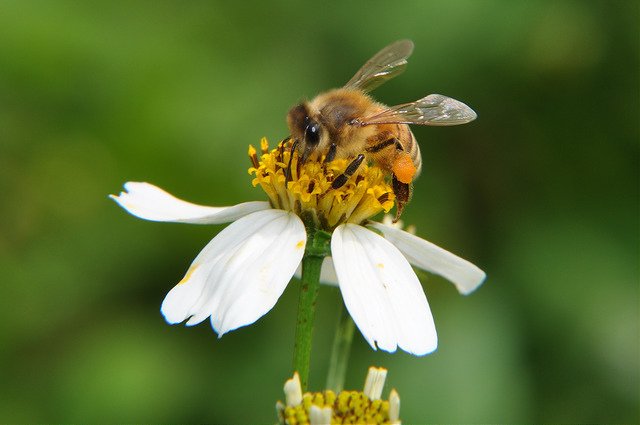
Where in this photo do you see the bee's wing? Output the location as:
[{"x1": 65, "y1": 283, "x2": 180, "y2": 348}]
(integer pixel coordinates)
[
  {"x1": 357, "y1": 94, "x2": 477, "y2": 126},
  {"x1": 344, "y1": 40, "x2": 414, "y2": 93}
]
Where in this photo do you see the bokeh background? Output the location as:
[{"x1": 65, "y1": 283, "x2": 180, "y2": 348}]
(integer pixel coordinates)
[{"x1": 1, "y1": 0, "x2": 637, "y2": 423}]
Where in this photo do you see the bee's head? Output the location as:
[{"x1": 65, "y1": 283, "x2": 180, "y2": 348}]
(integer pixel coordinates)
[{"x1": 287, "y1": 102, "x2": 323, "y2": 162}]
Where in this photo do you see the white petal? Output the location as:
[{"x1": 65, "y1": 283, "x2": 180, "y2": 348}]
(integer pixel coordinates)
[
  {"x1": 363, "y1": 366, "x2": 387, "y2": 400},
  {"x1": 110, "y1": 181, "x2": 270, "y2": 224},
  {"x1": 309, "y1": 405, "x2": 332, "y2": 425},
  {"x1": 332, "y1": 224, "x2": 437, "y2": 356},
  {"x1": 284, "y1": 372, "x2": 303, "y2": 407},
  {"x1": 370, "y1": 222, "x2": 486, "y2": 295},
  {"x1": 293, "y1": 257, "x2": 339, "y2": 287},
  {"x1": 389, "y1": 389, "x2": 400, "y2": 423},
  {"x1": 160, "y1": 209, "x2": 306, "y2": 335}
]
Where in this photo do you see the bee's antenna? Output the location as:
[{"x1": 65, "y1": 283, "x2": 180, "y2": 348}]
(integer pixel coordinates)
[
  {"x1": 300, "y1": 124, "x2": 311, "y2": 163},
  {"x1": 285, "y1": 140, "x2": 299, "y2": 184}
]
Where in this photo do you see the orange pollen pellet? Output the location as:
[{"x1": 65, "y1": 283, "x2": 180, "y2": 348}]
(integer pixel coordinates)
[{"x1": 392, "y1": 154, "x2": 416, "y2": 184}]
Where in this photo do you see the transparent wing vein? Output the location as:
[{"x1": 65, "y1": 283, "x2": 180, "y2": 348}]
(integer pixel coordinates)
[
  {"x1": 359, "y1": 94, "x2": 477, "y2": 126},
  {"x1": 344, "y1": 40, "x2": 414, "y2": 93}
]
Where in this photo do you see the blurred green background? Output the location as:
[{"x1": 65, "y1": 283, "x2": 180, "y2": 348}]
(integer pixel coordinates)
[{"x1": 1, "y1": 0, "x2": 637, "y2": 423}]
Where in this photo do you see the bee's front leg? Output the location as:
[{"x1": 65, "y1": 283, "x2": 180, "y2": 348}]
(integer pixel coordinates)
[
  {"x1": 324, "y1": 143, "x2": 337, "y2": 164},
  {"x1": 331, "y1": 154, "x2": 365, "y2": 189}
]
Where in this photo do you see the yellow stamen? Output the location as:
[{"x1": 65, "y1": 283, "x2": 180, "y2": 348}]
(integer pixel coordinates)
[
  {"x1": 260, "y1": 137, "x2": 270, "y2": 154},
  {"x1": 248, "y1": 145, "x2": 259, "y2": 169},
  {"x1": 279, "y1": 389, "x2": 395, "y2": 425},
  {"x1": 249, "y1": 138, "x2": 395, "y2": 230}
]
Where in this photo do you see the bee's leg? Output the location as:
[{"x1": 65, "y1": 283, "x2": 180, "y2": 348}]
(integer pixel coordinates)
[
  {"x1": 284, "y1": 139, "x2": 299, "y2": 184},
  {"x1": 331, "y1": 154, "x2": 365, "y2": 189},
  {"x1": 392, "y1": 174, "x2": 412, "y2": 222},
  {"x1": 324, "y1": 143, "x2": 337, "y2": 164}
]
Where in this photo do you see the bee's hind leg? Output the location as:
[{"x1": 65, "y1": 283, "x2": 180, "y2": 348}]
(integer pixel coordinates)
[
  {"x1": 331, "y1": 154, "x2": 365, "y2": 189},
  {"x1": 392, "y1": 174, "x2": 412, "y2": 222}
]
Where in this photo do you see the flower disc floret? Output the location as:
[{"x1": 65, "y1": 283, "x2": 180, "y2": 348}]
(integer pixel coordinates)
[
  {"x1": 249, "y1": 138, "x2": 395, "y2": 230},
  {"x1": 277, "y1": 369, "x2": 400, "y2": 425}
]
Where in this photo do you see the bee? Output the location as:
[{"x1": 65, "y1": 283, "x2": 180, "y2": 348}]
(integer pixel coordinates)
[{"x1": 286, "y1": 39, "x2": 477, "y2": 220}]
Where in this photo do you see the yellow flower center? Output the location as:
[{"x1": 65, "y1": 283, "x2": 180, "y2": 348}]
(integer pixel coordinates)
[
  {"x1": 248, "y1": 138, "x2": 395, "y2": 230},
  {"x1": 278, "y1": 390, "x2": 394, "y2": 425}
]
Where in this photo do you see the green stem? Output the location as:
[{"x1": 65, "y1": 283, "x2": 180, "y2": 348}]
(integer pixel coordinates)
[
  {"x1": 292, "y1": 254, "x2": 322, "y2": 391},
  {"x1": 325, "y1": 300, "x2": 356, "y2": 393},
  {"x1": 292, "y1": 225, "x2": 330, "y2": 391}
]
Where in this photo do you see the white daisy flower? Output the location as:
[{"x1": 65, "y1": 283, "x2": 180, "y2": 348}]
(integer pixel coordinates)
[{"x1": 110, "y1": 138, "x2": 485, "y2": 356}]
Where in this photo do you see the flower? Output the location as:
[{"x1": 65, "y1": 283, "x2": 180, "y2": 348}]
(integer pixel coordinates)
[
  {"x1": 276, "y1": 366, "x2": 400, "y2": 425},
  {"x1": 110, "y1": 138, "x2": 485, "y2": 355}
]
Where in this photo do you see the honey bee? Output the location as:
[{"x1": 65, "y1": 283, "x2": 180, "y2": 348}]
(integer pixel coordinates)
[{"x1": 286, "y1": 39, "x2": 477, "y2": 219}]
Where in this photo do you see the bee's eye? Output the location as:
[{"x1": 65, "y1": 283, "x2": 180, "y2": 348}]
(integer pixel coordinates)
[{"x1": 305, "y1": 120, "x2": 321, "y2": 145}]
